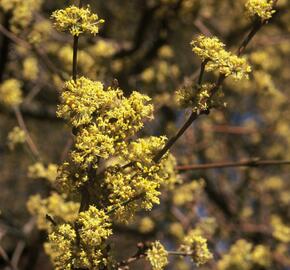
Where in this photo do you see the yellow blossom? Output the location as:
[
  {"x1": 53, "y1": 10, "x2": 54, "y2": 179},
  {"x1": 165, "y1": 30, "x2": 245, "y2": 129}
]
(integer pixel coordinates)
[
  {"x1": 44, "y1": 224, "x2": 76, "y2": 270},
  {"x1": 51, "y1": 5, "x2": 104, "y2": 36},
  {"x1": 7, "y1": 126, "x2": 26, "y2": 150},
  {"x1": 77, "y1": 206, "x2": 112, "y2": 247},
  {"x1": 146, "y1": 241, "x2": 169, "y2": 270},
  {"x1": 245, "y1": 0, "x2": 275, "y2": 21},
  {"x1": 191, "y1": 35, "x2": 251, "y2": 80},
  {"x1": 28, "y1": 162, "x2": 58, "y2": 183},
  {"x1": 139, "y1": 217, "x2": 155, "y2": 233},
  {"x1": 271, "y1": 215, "x2": 290, "y2": 243},
  {"x1": 75, "y1": 206, "x2": 112, "y2": 269},
  {"x1": 0, "y1": 79, "x2": 23, "y2": 107},
  {"x1": 23, "y1": 57, "x2": 39, "y2": 81},
  {"x1": 173, "y1": 179, "x2": 205, "y2": 206},
  {"x1": 26, "y1": 193, "x2": 79, "y2": 230},
  {"x1": 217, "y1": 239, "x2": 253, "y2": 270},
  {"x1": 180, "y1": 231, "x2": 213, "y2": 266}
]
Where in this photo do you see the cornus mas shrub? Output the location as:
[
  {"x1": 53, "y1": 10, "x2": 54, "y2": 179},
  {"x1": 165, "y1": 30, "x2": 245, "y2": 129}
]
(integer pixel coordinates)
[{"x1": 0, "y1": 0, "x2": 290, "y2": 270}]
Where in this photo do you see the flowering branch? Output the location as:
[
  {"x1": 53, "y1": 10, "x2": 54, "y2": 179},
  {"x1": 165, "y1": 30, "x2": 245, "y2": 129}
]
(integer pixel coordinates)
[{"x1": 153, "y1": 8, "x2": 275, "y2": 164}]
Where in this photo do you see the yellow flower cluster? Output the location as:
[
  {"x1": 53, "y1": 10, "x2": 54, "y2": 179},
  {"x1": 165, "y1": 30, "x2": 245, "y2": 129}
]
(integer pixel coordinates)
[
  {"x1": 103, "y1": 137, "x2": 175, "y2": 221},
  {"x1": 217, "y1": 239, "x2": 271, "y2": 270},
  {"x1": 27, "y1": 193, "x2": 79, "y2": 230},
  {"x1": 194, "y1": 217, "x2": 217, "y2": 237},
  {"x1": 44, "y1": 224, "x2": 76, "y2": 270},
  {"x1": 51, "y1": 5, "x2": 104, "y2": 36},
  {"x1": 251, "y1": 245, "x2": 271, "y2": 267},
  {"x1": 0, "y1": 0, "x2": 43, "y2": 33},
  {"x1": 23, "y1": 57, "x2": 39, "y2": 81},
  {"x1": 271, "y1": 215, "x2": 290, "y2": 243},
  {"x1": 57, "y1": 77, "x2": 153, "y2": 171},
  {"x1": 44, "y1": 206, "x2": 112, "y2": 269},
  {"x1": 76, "y1": 206, "x2": 112, "y2": 269},
  {"x1": 245, "y1": 0, "x2": 275, "y2": 21},
  {"x1": 78, "y1": 206, "x2": 112, "y2": 247},
  {"x1": 56, "y1": 161, "x2": 89, "y2": 192},
  {"x1": 191, "y1": 35, "x2": 251, "y2": 80},
  {"x1": 57, "y1": 78, "x2": 106, "y2": 127},
  {"x1": 180, "y1": 231, "x2": 213, "y2": 266},
  {"x1": 176, "y1": 83, "x2": 219, "y2": 113},
  {"x1": 146, "y1": 241, "x2": 169, "y2": 270},
  {"x1": 28, "y1": 19, "x2": 52, "y2": 44},
  {"x1": 173, "y1": 179, "x2": 205, "y2": 206},
  {"x1": 139, "y1": 217, "x2": 155, "y2": 233},
  {"x1": 7, "y1": 126, "x2": 26, "y2": 150},
  {"x1": 28, "y1": 162, "x2": 58, "y2": 183},
  {"x1": 0, "y1": 79, "x2": 23, "y2": 107}
]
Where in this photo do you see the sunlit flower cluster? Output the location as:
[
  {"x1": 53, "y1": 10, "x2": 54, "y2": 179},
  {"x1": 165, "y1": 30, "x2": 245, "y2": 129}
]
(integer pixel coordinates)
[
  {"x1": 245, "y1": 0, "x2": 275, "y2": 21},
  {"x1": 173, "y1": 179, "x2": 205, "y2": 206},
  {"x1": 104, "y1": 137, "x2": 172, "y2": 221},
  {"x1": 217, "y1": 239, "x2": 272, "y2": 270},
  {"x1": 28, "y1": 162, "x2": 58, "y2": 183},
  {"x1": 176, "y1": 83, "x2": 219, "y2": 113},
  {"x1": 27, "y1": 193, "x2": 79, "y2": 230},
  {"x1": 76, "y1": 206, "x2": 112, "y2": 269},
  {"x1": 51, "y1": 5, "x2": 104, "y2": 36},
  {"x1": 191, "y1": 35, "x2": 251, "y2": 80},
  {"x1": 180, "y1": 231, "x2": 213, "y2": 266},
  {"x1": 146, "y1": 241, "x2": 169, "y2": 270},
  {"x1": 44, "y1": 224, "x2": 76, "y2": 270}
]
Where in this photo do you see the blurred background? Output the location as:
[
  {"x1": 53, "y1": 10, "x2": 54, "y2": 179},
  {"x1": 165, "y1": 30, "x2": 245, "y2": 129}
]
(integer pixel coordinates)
[{"x1": 0, "y1": 0, "x2": 290, "y2": 269}]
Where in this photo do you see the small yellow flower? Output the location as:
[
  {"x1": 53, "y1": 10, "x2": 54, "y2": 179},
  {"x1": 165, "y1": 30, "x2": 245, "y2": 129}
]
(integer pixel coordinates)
[
  {"x1": 7, "y1": 126, "x2": 26, "y2": 150},
  {"x1": 147, "y1": 241, "x2": 169, "y2": 270},
  {"x1": 44, "y1": 224, "x2": 76, "y2": 270},
  {"x1": 191, "y1": 35, "x2": 251, "y2": 80},
  {"x1": 51, "y1": 5, "x2": 104, "y2": 36},
  {"x1": 23, "y1": 57, "x2": 39, "y2": 81},
  {"x1": 245, "y1": 0, "x2": 276, "y2": 21},
  {"x1": 0, "y1": 79, "x2": 23, "y2": 107},
  {"x1": 28, "y1": 162, "x2": 58, "y2": 183},
  {"x1": 180, "y1": 231, "x2": 213, "y2": 266}
]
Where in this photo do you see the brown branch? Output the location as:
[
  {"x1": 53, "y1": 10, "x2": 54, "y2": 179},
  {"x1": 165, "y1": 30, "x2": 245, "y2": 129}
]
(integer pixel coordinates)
[
  {"x1": 177, "y1": 158, "x2": 290, "y2": 171},
  {"x1": 14, "y1": 106, "x2": 40, "y2": 159},
  {"x1": 115, "y1": 242, "x2": 148, "y2": 269}
]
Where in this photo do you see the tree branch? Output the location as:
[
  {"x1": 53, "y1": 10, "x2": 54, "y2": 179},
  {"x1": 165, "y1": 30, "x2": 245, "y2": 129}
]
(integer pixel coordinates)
[{"x1": 177, "y1": 158, "x2": 290, "y2": 171}]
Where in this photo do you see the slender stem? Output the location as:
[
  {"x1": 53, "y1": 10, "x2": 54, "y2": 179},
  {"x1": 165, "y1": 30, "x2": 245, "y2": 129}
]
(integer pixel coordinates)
[
  {"x1": 177, "y1": 159, "x2": 290, "y2": 171},
  {"x1": 198, "y1": 60, "x2": 208, "y2": 85},
  {"x1": 72, "y1": 0, "x2": 83, "y2": 81},
  {"x1": 167, "y1": 251, "x2": 192, "y2": 256},
  {"x1": 14, "y1": 107, "x2": 40, "y2": 159},
  {"x1": 72, "y1": 36, "x2": 79, "y2": 82},
  {"x1": 153, "y1": 111, "x2": 200, "y2": 163}
]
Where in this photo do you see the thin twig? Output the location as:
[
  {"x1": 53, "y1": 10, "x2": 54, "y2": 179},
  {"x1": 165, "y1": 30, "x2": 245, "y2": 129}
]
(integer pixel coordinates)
[
  {"x1": 177, "y1": 158, "x2": 290, "y2": 171},
  {"x1": 14, "y1": 107, "x2": 40, "y2": 159}
]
